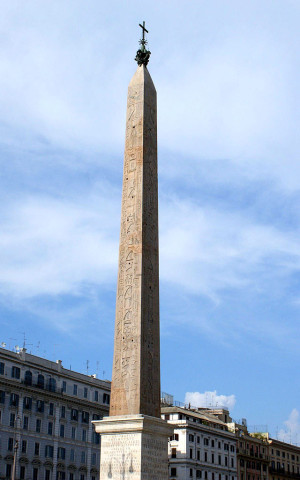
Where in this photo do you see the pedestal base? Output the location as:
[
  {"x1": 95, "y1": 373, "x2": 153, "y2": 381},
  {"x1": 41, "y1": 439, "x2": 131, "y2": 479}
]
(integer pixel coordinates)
[{"x1": 93, "y1": 415, "x2": 174, "y2": 480}]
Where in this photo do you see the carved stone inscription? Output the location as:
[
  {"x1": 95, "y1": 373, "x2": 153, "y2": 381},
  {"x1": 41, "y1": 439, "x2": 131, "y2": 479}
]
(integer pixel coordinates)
[
  {"x1": 110, "y1": 65, "x2": 160, "y2": 417},
  {"x1": 99, "y1": 431, "x2": 169, "y2": 480}
]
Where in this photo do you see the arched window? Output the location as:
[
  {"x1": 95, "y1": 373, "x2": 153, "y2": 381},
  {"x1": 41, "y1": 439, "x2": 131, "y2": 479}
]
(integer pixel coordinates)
[
  {"x1": 24, "y1": 370, "x2": 32, "y2": 386},
  {"x1": 48, "y1": 378, "x2": 56, "y2": 392},
  {"x1": 37, "y1": 374, "x2": 44, "y2": 389}
]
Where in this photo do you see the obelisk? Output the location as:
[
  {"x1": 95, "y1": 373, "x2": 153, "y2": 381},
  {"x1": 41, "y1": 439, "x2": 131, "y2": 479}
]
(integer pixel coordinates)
[{"x1": 93, "y1": 22, "x2": 173, "y2": 480}]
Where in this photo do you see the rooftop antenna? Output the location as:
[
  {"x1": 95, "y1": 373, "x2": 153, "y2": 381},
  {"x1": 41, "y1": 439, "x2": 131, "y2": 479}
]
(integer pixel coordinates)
[
  {"x1": 1, "y1": 342, "x2": 6, "y2": 348},
  {"x1": 102, "y1": 370, "x2": 106, "y2": 379},
  {"x1": 36, "y1": 341, "x2": 40, "y2": 354},
  {"x1": 276, "y1": 426, "x2": 279, "y2": 440},
  {"x1": 86, "y1": 360, "x2": 89, "y2": 376},
  {"x1": 96, "y1": 361, "x2": 99, "y2": 379}
]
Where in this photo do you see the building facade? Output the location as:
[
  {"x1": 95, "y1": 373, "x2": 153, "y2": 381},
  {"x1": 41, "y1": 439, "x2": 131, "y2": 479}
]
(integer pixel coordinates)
[
  {"x1": 0, "y1": 347, "x2": 110, "y2": 480},
  {"x1": 161, "y1": 406, "x2": 238, "y2": 480},
  {"x1": 268, "y1": 437, "x2": 300, "y2": 480}
]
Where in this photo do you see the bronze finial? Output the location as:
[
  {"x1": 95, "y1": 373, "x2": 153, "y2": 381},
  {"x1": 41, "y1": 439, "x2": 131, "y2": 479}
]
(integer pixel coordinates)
[{"x1": 135, "y1": 21, "x2": 151, "y2": 67}]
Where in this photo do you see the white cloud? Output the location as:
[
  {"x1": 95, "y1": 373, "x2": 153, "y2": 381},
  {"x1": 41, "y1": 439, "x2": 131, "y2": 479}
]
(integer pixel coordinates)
[
  {"x1": 185, "y1": 391, "x2": 236, "y2": 411},
  {"x1": 278, "y1": 409, "x2": 300, "y2": 445},
  {"x1": 0, "y1": 191, "x2": 119, "y2": 298}
]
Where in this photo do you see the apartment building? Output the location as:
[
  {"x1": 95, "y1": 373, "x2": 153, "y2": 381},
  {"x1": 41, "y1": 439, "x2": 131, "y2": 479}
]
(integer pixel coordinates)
[
  {"x1": 0, "y1": 347, "x2": 110, "y2": 480},
  {"x1": 161, "y1": 406, "x2": 237, "y2": 480},
  {"x1": 268, "y1": 437, "x2": 300, "y2": 480}
]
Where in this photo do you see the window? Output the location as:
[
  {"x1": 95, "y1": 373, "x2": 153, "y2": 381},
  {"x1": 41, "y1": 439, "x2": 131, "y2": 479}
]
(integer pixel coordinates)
[
  {"x1": 225, "y1": 457, "x2": 228, "y2": 466},
  {"x1": 11, "y1": 366, "x2": 20, "y2": 378},
  {"x1": 103, "y1": 393, "x2": 110, "y2": 404},
  {"x1": 190, "y1": 469, "x2": 193, "y2": 477},
  {"x1": 37, "y1": 374, "x2": 44, "y2": 388},
  {"x1": 230, "y1": 445, "x2": 235, "y2": 452},
  {"x1": 240, "y1": 459, "x2": 245, "y2": 467},
  {"x1": 224, "y1": 443, "x2": 229, "y2": 451},
  {"x1": 6, "y1": 464, "x2": 12, "y2": 478},
  {"x1": 10, "y1": 413, "x2": 16, "y2": 427},
  {"x1": 212, "y1": 474, "x2": 215, "y2": 480},
  {"x1": 48, "y1": 421, "x2": 53, "y2": 435},
  {"x1": 58, "y1": 447, "x2": 66, "y2": 460},
  {"x1": 196, "y1": 471, "x2": 201, "y2": 479},
  {"x1": 212, "y1": 453, "x2": 215, "y2": 463},
  {"x1": 23, "y1": 396, "x2": 32, "y2": 410},
  {"x1": 10, "y1": 393, "x2": 19, "y2": 406},
  {"x1": 81, "y1": 451, "x2": 86, "y2": 463},
  {"x1": 171, "y1": 467, "x2": 177, "y2": 477},
  {"x1": 8, "y1": 437, "x2": 14, "y2": 451},
  {"x1": 82, "y1": 429, "x2": 87, "y2": 442},
  {"x1": 0, "y1": 390, "x2": 5, "y2": 403},
  {"x1": 70, "y1": 449, "x2": 75, "y2": 461},
  {"x1": 84, "y1": 387, "x2": 88, "y2": 398},
  {"x1": 71, "y1": 426, "x2": 76, "y2": 439},
  {"x1": 205, "y1": 452, "x2": 208, "y2": 462},
  {"x1": 197, "y1": 450, "x2": 200, "y2": 460},
  {"x1": 204, "y1": 438, "x2": 209, "y2": 446},
  {"x1": 82, "y1": 411, "x2": 89, "y2": 423},
  {"x1": 171, "y1": 433, "x2": 179, "y2": 441},
  {"x1": 60, "y1": 424, "x2": 65, "y2": 438},
  {"x1": 231, "y1": 459, "x2": 234, "y2": 468},
  {"x1": 35, "y1": 442, "x2": 40, "y2": 456},
  {"x1": 22, "y1": 440, "x2": 27, "y2": 453},
  {"x1": 48, "y1": 378, "x2": 56, "y2": 392},
  {"x1": 33, "y1": 468, "x2": 38, "y2": 480},
  {"x1": 197, "y1": 436, "x2": 200, "y2": 444},
  {"x1": 36, "y1": 418, "x2": 41, "y2": 433},
  {"x1": 23, "y1": 416, "x2": 29, "y2": 430},
  {"x1": 61, "y1": 405, "x2": 66, "y2": 418},
  {"x1": 172, "y1": 448, "x2": 177, "y2": 458},
  {"x1": 62, "y1": 380, "x2": 66, "y2": 392},
  {"x1": 80, "y1": 475, "x2": 85, "y2": 480},
  {"x1": 92, "y1": 453, "x2": 97, "y2": 465},
  {"x1": 69, "y1": 475, "x2": 74, "y2": 480},
  {"x1": 189, "y1": 434, "x2": 195, "y2": 442},
  {"x1": 49, "y1": 403, "x2": 54, "y2": 415},
  {"x1": 0, "y1": 362, "x2": 4, "y2": 374},
  {"x1": 218, "y1": 442, "x2": 221, "y2": 449},
  {"x1": 212, "y1": 440, "x2": 215, "y2": 447},
  {"x1": 92, "y1": 413, "x2": 101, "y2": 420},
  {"x1": 24, "y1": 370, "x2": 32, "y2": 385},
  {"x1": 92, "y1": 431, "x2": 100, "y2": 444},
  {"x1": 204, "y1": 472, "x2": 208, "y2": 480},
  {"x1": 94, "y1": 390, "x2": 99, "y2": 401},
  {"x1": 190, "y1": 448, "x2": 193, "y2": 459},
  {"x1": 71, "y1": 408, "x2": 78, "y2": 421},
  {"x1": 20, "y1": 466, "x2": 25, "y2": 480},
  {"x1": 57, "y1": 472, "x2": 66, "y2": 480},
  {"x1": 36, "y1": 400, "x2": 44, "y2": 412},
  {"x1": 45, "y1": 470, "x2": 51, "y2": 480},
  {"x1": 73, "y1": 384, "x2": 78, "y2": 395}
]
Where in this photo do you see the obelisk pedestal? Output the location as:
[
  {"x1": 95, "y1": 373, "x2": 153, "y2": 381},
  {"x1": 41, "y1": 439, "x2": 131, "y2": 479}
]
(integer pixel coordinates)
[
  {"x1": 93, "y1": 28, "x2": 173, "y2": 479},
  {"x1": 94, "y1": 415, "x2": 173, "y2": 480}
]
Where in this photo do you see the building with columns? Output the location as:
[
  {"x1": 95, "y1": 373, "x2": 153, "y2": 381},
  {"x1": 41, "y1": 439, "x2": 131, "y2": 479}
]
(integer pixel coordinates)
[{"x1": 0, "y1": 347, "x2": 110, "y2": 480}]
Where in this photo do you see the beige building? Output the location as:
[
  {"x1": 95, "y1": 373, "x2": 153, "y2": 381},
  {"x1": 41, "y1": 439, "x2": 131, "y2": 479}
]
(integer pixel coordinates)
[
  {"x1": 268, "y1": 437, "x2": 300, "y2": 480},
  {"x1": 0, "y1": 346, "x2": 110, "y2": 480}
]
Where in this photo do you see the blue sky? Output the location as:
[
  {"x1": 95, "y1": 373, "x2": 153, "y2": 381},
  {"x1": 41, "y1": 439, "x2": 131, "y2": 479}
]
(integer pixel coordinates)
[{"x1": 0, "y1": 0, "x2": 299, "y2": 443}]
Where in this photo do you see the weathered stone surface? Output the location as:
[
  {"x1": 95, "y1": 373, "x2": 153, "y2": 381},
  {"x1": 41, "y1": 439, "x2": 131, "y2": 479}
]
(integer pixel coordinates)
[
  {"x1": 93, "y1": 415, "x2": 173, "y2": 480},
  {"x1": 110, "y1": 65, "x2": 160, "y2": 418}
]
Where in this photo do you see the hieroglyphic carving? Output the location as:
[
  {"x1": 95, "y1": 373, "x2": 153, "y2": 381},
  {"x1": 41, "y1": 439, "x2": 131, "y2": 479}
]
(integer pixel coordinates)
[{"x1": 110, "y1": 65, "x2": 160, "y2": 418}]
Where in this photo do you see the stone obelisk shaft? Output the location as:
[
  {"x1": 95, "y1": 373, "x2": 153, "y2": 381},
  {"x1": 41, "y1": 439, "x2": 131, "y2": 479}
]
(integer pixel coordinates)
[{"x1": 110, "y1": 65, "x2": 160, "y2": 418}]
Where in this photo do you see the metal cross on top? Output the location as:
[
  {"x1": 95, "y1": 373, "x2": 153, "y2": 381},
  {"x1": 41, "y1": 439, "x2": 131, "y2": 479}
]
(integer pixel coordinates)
[
  {"x1": 139, "y1": 21, "x2": 148, "y2": 42},
  {"x1": 135, "y1": 21, "x2": 151, "y2": 67}
]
